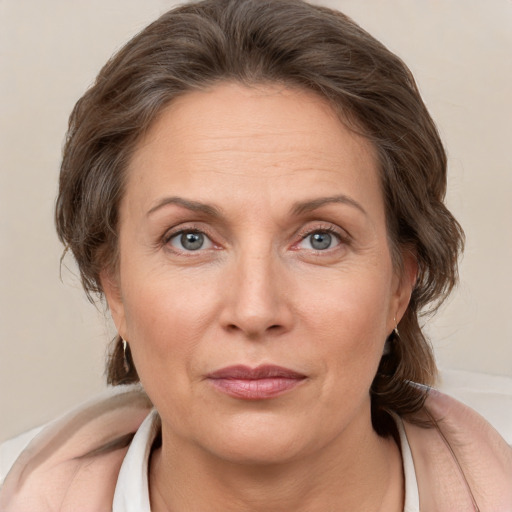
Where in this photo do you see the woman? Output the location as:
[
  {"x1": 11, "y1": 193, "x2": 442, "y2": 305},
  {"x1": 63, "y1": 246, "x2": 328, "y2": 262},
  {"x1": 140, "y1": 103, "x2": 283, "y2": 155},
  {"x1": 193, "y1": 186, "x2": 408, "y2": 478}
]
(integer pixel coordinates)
[{"x1": 1, "y1": 0, "x2": 511, "y2": 510}]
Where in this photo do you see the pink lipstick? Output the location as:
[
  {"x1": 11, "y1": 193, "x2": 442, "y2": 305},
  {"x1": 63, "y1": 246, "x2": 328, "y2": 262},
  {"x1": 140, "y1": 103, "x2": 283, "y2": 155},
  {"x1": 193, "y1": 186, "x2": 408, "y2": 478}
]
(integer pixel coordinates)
[{"x1": 206, "y1": 365, "x2": 306, "y2": 400}]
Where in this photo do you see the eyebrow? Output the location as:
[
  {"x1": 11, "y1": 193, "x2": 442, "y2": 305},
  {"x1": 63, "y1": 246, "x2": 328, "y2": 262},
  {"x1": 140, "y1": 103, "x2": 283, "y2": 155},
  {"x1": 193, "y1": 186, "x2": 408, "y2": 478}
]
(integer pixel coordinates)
[
  {"x1": 147, "y1": 196, "x2": 222, "y2": 218},
  {"x1": 147, "y1": 194, "x2": 366, "y2": 219},
  {"x1": 291, "y1": 195, "x2": 367, "y2": 216}
]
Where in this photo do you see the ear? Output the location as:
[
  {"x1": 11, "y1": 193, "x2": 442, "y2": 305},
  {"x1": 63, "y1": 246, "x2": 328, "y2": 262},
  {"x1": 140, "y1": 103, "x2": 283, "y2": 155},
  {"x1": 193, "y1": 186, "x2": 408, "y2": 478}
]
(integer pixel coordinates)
[
  {"x1": 100, "y1": 270, "x2": 127, "y2": 339},
  {"x1": 390, "y1": 249, "x2": 418, "y2": 329}
]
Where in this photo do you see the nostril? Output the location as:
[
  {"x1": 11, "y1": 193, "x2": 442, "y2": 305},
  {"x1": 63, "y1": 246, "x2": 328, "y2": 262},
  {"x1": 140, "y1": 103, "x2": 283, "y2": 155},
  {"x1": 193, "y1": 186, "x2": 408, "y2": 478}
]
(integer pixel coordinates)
[{"x1": 223, "y1": 323, "x2": 284, "y2": 336}]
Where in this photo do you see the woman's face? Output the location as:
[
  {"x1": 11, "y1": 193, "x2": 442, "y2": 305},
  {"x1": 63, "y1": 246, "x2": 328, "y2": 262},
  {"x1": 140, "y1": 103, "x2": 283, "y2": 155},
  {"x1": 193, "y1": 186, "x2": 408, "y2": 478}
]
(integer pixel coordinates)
[{"x1": 104, "y1": 82, "x2": 415, "y2": 464}]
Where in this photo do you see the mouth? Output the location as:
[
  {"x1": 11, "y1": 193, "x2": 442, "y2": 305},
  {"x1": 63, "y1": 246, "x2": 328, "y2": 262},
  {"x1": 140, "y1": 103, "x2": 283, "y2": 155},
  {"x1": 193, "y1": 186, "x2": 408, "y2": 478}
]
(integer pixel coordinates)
[{"x1": 206, "y1": 365, "x2": 307, "y2": 400}]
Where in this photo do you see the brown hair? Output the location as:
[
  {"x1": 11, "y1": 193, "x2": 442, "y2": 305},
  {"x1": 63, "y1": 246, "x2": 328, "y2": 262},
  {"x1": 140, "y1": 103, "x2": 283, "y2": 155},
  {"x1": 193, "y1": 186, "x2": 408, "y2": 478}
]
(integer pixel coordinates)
[{"x1": 55, "y1": 0, "x2": 464, "y2": 433}]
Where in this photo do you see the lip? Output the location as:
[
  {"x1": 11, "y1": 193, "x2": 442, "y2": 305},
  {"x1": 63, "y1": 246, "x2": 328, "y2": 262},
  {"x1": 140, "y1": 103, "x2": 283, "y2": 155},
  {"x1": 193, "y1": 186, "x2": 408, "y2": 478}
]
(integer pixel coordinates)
[{"x1": 206, "y1": 365, "x2": 307, "y2": 400}]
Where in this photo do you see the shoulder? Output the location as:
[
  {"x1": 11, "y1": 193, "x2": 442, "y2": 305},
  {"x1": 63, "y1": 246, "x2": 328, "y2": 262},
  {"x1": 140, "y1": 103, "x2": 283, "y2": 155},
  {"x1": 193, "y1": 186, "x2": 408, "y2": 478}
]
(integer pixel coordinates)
[
  {"x1": 404, "y1": 376, "x2": 512, "y2": 511},
  {"x1": 0, "y1": 425, "x2": 45, "y2": 485},
  {"x1": 0, "y1": 385, "x2": 153, "y2": 512},
  {"x1": 437, "y1": 367, "x2": 512, "y2": 443}
]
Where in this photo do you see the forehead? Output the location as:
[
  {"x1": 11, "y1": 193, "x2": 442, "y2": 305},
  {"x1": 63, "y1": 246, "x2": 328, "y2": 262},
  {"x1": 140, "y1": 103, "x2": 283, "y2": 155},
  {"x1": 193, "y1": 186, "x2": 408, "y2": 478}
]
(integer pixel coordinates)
[{"x1": 124, "y1": 82, "x2": 382, "y2": 218}]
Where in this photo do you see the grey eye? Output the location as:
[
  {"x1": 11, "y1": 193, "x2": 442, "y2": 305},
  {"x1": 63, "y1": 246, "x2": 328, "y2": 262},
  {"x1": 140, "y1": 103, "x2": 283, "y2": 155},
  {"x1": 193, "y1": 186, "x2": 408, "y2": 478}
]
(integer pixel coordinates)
[
  {"x1": 169, "y1": 230, "x2": 213, "y2": 252},
  {"x1": 309, "y1": 232, "x2": 332, "y2": 250},
  {"x1": 180, "y1": 232, "x2": 204, "y2": 251}
]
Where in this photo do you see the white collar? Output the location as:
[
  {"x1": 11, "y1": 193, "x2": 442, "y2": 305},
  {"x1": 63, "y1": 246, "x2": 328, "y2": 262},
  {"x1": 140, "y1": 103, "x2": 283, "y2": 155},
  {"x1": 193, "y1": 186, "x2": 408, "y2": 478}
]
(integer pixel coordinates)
[
  {"x1": 397, "y1": 417, "x2": 420, "y2": 512},
  {"x1": 112, "y1": 411, "x2": 419, "y2": 512},
  {"x1": 113, "y1": 409, "x2": 158, "y2": 512}
]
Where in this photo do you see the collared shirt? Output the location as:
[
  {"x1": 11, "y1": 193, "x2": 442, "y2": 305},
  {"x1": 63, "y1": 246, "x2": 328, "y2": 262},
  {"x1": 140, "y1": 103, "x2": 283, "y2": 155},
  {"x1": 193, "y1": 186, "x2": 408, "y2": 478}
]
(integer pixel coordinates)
[{"x1": 112, "y1": 410, "x2": 420, "y2": 512}]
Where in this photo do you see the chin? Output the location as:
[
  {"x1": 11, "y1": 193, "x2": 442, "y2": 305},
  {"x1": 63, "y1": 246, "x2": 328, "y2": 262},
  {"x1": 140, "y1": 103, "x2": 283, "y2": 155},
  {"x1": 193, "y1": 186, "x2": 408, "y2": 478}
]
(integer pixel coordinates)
[
  {"x1": 198, "y1": 413, "x2": 320, "y2": 466},
  {"x1": 212, "y1": 437, "x2": 305, "y2": 466}
]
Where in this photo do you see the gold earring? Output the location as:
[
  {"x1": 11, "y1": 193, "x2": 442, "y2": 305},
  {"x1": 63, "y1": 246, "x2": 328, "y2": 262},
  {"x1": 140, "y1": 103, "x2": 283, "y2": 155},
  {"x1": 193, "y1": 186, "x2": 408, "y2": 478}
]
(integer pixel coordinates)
[
  {"x1": 393, "y1": 317, "x2": 400, "y2": 338},
  {"x1": 121, "y1": 338, "x2": 130, "y2": 373}
]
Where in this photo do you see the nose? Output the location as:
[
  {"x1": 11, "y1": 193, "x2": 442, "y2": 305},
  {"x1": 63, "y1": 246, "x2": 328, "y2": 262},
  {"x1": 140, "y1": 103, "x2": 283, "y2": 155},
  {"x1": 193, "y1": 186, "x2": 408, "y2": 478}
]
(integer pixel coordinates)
[{"x1": 219, "y1": 249, "x2": 294, "y2": 339}]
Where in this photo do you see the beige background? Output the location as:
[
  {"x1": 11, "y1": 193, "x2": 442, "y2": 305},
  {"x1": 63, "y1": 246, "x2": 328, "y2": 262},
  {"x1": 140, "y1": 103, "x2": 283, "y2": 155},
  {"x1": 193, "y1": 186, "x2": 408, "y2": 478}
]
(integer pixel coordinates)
[{"x1": 1, "y1": 0, "x2": 511, "y2": 443}]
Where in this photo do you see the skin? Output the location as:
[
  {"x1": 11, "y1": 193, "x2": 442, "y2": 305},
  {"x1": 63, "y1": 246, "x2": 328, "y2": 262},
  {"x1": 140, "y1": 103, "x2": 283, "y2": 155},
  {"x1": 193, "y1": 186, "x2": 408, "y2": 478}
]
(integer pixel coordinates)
[{"x1": 102, "y1": 82, "x2": 416, "y2": 511}]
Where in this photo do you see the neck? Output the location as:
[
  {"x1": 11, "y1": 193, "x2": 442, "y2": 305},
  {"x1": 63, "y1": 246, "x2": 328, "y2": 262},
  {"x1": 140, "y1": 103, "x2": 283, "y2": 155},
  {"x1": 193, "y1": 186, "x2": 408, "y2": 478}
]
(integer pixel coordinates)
[{"x1": 149, "y1": 416, "x2": 404, "y2": 512}]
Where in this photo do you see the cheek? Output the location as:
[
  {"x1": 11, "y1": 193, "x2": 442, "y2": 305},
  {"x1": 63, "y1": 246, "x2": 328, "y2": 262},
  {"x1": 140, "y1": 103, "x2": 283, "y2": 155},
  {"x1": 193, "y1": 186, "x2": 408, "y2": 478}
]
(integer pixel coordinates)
[
  {"x1": 299, "y1": 266, "x2": 392, "y2": 339},
  {"x1": 295, "y1": 267, "x2": 393, "y2": 382},
  {"x1": 120, "y1": 270, "x2": 222, "y2": 370}
]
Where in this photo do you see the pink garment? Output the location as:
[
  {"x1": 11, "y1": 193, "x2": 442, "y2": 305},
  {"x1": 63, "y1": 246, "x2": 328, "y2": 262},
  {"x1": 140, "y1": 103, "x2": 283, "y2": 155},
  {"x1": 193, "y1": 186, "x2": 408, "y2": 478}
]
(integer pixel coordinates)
[{"x1": 1, "y1": 385, "x2": 511, "y2": 511}]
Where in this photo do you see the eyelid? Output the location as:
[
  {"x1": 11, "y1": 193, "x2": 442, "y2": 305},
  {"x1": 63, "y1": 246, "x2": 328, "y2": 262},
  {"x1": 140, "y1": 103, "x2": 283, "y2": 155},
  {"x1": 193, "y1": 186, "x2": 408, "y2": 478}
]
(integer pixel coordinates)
[
  {"x1": 292, "y1": 222, "x2": 351, "y2": 251},
  {"x1": 298, "y1": 222, "x2": 350, "y2": 241},
  {"x1": 162, "y1": 223, "x2": 220, "y2": 254}
]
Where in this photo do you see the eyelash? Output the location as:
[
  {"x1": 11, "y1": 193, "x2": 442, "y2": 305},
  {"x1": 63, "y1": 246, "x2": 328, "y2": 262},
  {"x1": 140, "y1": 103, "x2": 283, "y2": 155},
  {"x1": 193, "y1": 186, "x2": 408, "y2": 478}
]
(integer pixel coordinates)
[
  {"x1": 162, "y1": 224, "x2": 217, "y2": 254},
  {"x1": 294, "y1": 224, "x2": 350, "y2": 252},
  {"x1": 161, "y1": 222, "x2": 350, "y2": 255}
]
